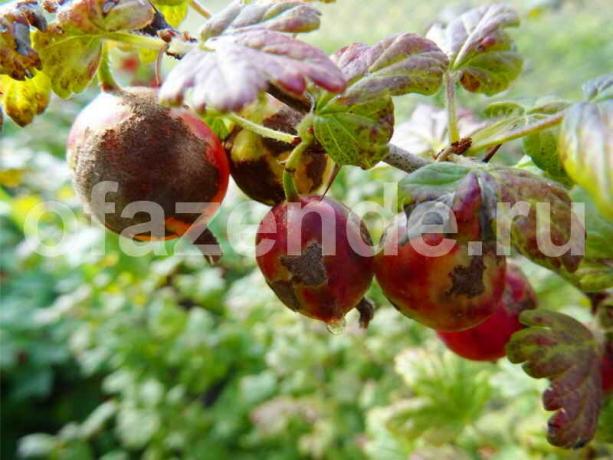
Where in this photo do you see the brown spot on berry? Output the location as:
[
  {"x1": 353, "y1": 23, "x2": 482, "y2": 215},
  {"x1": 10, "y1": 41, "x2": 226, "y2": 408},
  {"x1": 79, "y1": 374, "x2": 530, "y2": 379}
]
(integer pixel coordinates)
[
  {"x1": 446, "y1": 256, "x2": 486, "y2": 298},
  {"x1": 280, "y1": 241, "x2": 327, "y2": 286}
]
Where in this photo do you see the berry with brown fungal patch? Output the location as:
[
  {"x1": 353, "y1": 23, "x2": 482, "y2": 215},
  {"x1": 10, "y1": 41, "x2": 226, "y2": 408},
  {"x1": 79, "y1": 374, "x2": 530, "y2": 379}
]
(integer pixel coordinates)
[
  {"x1": 255, "y1": 196, "x2": 374, "y2": 325},
  {"x1": 67, "y1": 87, "x2": 229, "y2": 240},
  {"x1": 437, "y1": 264, "x2": 537, "y2": 361}
]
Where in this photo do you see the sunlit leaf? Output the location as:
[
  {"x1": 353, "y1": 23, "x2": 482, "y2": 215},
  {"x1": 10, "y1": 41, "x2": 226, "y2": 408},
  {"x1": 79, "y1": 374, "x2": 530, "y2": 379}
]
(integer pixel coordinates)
[
  {"x1": 507, "y1": 310, "x2": 603, "y2": 449},
  {"x1": 32, "y1": 27, "x2": 102, "y2": 99},
  {"x1": 0, "y1": 70, "x2": 51, "y2": 126},
  {"x1": 559, "y1": 101, "x2": 613, "y2": 218},
  {"x1": 153, "y1": 0, "x2": 188, "y2": 28}
]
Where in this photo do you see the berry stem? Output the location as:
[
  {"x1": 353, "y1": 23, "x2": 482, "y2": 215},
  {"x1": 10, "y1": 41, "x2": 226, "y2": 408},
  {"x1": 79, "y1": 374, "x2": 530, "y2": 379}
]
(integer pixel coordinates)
[
  {"x1": 444, "y1": 73, "x2": 460, "y2": 144},
  {"x1": 189, "y1": 0, "x2": 212, "y2": 18},
  {"x1": 383, "y1": 144, "x2": 431, "y2": 173},
  {"x1": 283, "y1": 137, "x2": 312, "y2": 202},
  {"x1": 97, "y1": 43, "x2": 119, "y2": 92},
  {"x1": 467, "y1": 112, "x2": 564, "y2": 154},
  {"x1": 227, "y1": 113, "x2": 298, "y2": 144}
]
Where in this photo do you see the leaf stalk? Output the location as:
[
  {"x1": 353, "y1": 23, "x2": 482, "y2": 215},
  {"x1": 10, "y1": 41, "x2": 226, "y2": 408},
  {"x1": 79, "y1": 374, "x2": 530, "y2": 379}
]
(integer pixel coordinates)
[
  {"x1": 283, "y1": 136, "x2": 313, "y2": 202},
  {"x1": 97, "y1": 43, "x2": 119, "y2": 92},
  {"x1": 467, "y1": 112, "x2": 564, "y2": 154},
  {"x1": 226, "y1": 113, "x2": 298, "y2": 144},
  {"x1": 444, "y1": 73, "x2": 460, "y2": 144}
]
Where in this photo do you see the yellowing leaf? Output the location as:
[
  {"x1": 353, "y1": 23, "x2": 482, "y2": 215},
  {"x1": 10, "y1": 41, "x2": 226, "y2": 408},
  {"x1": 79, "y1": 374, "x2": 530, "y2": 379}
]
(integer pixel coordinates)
[
  {"x1": 0, "y1": 71, "x2": 51, "y2": 126},
  {"x1": 154, "y1": 1, "x2": 188, "y2": 28},
  {"x1": 32, "y1": 27, "x2": 102, "y2": 99},
  {"x1": 560, "y1": 101, "x2": 613, "y2": 218}
]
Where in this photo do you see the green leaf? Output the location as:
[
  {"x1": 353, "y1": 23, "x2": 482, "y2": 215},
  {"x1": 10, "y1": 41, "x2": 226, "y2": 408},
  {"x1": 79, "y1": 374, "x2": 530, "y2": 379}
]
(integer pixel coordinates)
[
  {"x1": 0, "y1": 71, "x2": 51, "y2": 126},
  {"x1": 559, "y1": 101, "x2": 613, "y2": 218},
  {"x1": 202, "y1": 114, "x2": 233, "y2": 140},
  {"x1": 507, "y1": 310, "x2": 603, "y2": 449},
  {"x1": 398, "y1": 162, "x2": 471, "y2": 205},
  {"x1": 523, "y1": 126, "x2": 569, "y2": 181},
  {"x1": 483, "y1": 100, "x2": 525, "y2": 118},
  {"x1": 565, "y1": 258, "x2": 613, "y2": 292},
  {"x1": 390, "y1": 349, "x2": 493, "y2": 444},
  {"x1": 571, "y1": 187, "x2": 613, "y2": 260},
  {"x1": 32, "y1": 28, "x2": 102, "y2": 99},
  {"x1": 427, "y1": 4, "x2": 522, "y2": 95},
  {"x1": 582, "y1": 73, "x2": 613, "y2": 103},
  {"x1": 313, "y1": 95, "x2": 394, "y2": 168}
]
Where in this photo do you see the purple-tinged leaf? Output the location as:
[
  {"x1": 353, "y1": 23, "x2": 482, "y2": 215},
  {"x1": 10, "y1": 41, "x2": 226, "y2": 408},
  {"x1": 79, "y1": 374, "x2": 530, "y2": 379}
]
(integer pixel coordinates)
[
  {"x1": 489, "y1": 167, "x2": 584, "y2": 273},
  {"x1": 427, "y1": 4, "x2": 522, "y2": 95},
  {"x1": 507, "y1": 310, "x2": 603, "y2": 449},
  {"x1": 563, "y1": 258, "x2": 613, "y2": 293},
  {"x1": 0, "y1": 0, "x2": 47, "y2": 80},
  {"x1": 559, "y1": 101, "x2": 613, "y2": 218},
  {"x1": 331, "y1": 33, "x2": 448, "y2": 103},
  {"x1": 583, "y1": 73, "x2": 613, "y2": 103},
  {"x1": 312, "y1": 34, "x2": 446, "y2": 168},
  {"x1": 200, "y1": 0, "x2": 321, "y2": 40},
  {"x1": 160, "y1": 29, "x2": 345, "y2": 112}
]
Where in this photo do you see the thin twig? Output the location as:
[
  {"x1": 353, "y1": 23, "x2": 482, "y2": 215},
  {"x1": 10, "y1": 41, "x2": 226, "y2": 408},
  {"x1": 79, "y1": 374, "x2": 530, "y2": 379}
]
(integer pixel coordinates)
[{"x1": 383, "y1": 144, "x2": 431, "y2": 173}]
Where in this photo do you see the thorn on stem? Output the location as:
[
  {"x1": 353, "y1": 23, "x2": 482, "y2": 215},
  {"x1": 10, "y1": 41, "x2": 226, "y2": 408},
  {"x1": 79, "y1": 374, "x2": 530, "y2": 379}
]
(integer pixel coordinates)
[{"x1": 483, "y1": 144, "x2": 502, "y2": 163}]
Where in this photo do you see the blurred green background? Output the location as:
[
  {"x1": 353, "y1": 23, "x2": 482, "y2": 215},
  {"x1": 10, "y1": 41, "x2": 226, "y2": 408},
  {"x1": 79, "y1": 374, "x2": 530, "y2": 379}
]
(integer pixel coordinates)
[{"x1": 1, "y1": 0, "x2": 612, "y2": 459}]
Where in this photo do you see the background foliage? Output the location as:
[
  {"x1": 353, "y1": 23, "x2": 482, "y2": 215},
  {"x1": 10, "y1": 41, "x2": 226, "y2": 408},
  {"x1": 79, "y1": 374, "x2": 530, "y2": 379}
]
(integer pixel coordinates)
[{"x1": 1, "y1": 0, "x2": 612, "y2": 459}]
